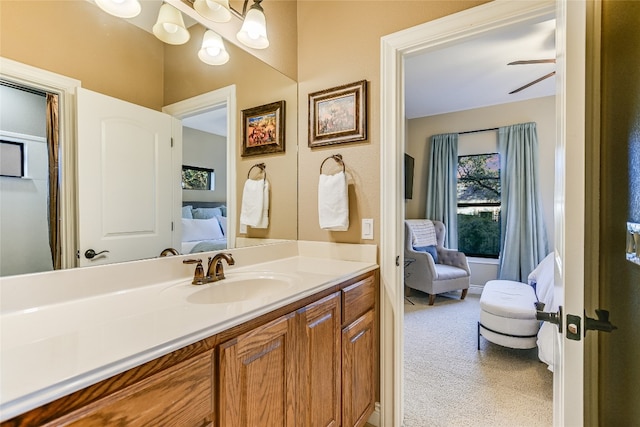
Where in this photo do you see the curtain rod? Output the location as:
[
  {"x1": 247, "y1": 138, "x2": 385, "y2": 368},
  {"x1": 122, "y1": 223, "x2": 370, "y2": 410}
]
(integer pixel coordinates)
[
  {"x1": 458, "y1": 127, "x2": 499, "y2": 135},
  {"x1": 0, "y1": 79, "x2": 47, "y2": 97}
]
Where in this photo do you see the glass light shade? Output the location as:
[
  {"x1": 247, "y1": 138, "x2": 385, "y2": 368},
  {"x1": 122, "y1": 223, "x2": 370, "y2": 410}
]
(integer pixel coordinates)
[
  {"x1": 194, "y1": 0, "x2": 231, "y2": 23},
  {"x1": 236, "y1": 4, "x2": 269, "y2": 49},
  {"x1": 198, "y1": 31, "x2": 230, "y2": 65},
  {"x1": 95, "y1": 0, "x2": 141, "y2": 18},
  {"x1": 152, "y1": 3, "x2": 190, "y2": 45}
]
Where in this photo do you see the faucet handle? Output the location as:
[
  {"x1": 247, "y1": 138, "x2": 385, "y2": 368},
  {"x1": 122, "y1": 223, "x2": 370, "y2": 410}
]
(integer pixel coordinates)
[{"x1": 183, "y1": 258, "x2": 205, "y2": 285}]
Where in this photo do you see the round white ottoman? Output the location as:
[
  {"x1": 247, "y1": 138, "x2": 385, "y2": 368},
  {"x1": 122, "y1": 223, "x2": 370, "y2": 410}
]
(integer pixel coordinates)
[{"x1": 478, "y1": 279, "x2": 540, "y2": 350}]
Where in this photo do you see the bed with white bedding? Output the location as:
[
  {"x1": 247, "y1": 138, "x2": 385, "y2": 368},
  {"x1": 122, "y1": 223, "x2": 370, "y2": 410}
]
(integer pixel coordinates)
[
  {"x1": 181, "y1": 202, "x2": 228, "y2": 254},
  {"x1": 527, "y1": 253, "x2": 556, "y2": 371}
]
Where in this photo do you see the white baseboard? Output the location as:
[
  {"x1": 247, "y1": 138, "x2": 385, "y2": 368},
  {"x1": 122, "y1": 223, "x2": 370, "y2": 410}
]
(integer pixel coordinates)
[{"x1": 367, "y1": 402, "x2": 381, "y2": 426}]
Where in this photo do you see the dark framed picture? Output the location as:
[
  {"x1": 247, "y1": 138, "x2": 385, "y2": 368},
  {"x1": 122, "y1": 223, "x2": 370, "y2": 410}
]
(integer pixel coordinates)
[
  {"x1": 182, "y1": 165, "x2": 215, "y2": 191},
  {"x1": 308, "y1": 80, "x2": 367, "y2": 147},
  {"x1": 241, "y1": 100, "x2": 285, "y2": 157}
]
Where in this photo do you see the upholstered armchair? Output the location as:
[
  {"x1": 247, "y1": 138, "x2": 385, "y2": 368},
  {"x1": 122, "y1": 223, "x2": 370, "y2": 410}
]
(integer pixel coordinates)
[{"x1": 404, "y1": 219, "x2": 471, "y2": 305}]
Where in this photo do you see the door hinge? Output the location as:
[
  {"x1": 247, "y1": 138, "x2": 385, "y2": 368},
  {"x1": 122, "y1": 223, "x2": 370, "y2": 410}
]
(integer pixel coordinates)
[
  {"x1": 171, "y1": 221, "x2": 174, "y2": 231},
  {"x1": 170, "y1": 137, "x2": 174, "y2": 148},
  {"x1": 396, "y1": 255, "x2": 400, "y2": 266}
]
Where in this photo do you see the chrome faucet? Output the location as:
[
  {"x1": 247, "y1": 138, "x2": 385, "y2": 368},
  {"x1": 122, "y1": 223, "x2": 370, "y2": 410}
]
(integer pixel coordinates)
[
  {"x1": 160, "y1": 247, "x2": 179, "y2": 257},
  {"x1": 207, "y1": 253, "x2": 235, "y2": 282}
]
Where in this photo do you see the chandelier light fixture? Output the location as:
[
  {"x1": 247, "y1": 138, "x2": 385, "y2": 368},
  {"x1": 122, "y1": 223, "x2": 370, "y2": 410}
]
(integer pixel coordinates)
[
  {"x1": 198, "y1": 30, "x2": 230, "y2": 65},
  {"x1": 94, "y1": 0, "x2": 141, "y2": 18},
  {"x1": 152, "y1": 3, "x2": 190, "y2": 45},
  {"x1": 236, "y1": 0, "x2": 269, "y2": 49},
  {"x1": 93, "y1": 0, "x2": 270, "y2": 65},
  {"x1": 193, "y1": 0, "x2": 232, "y2": 23}
]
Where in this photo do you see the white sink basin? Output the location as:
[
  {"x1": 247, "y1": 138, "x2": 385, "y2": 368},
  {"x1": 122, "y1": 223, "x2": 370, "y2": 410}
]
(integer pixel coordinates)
[{"x1": 186, "y1": 272, "x2": 297, "y2": 304}]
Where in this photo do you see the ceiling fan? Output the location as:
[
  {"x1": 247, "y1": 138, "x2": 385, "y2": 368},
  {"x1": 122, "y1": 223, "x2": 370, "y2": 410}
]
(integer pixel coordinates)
[{"x1": 508, "y1": 59, "x2": 556, "y2": 94}]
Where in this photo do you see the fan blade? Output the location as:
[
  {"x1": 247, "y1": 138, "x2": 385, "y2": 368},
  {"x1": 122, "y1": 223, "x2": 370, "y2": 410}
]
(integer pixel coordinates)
[
  {"x1": 509, "y1": 71, "x2": 556, "y2": 94},
  {"x1": 508, "y1": 59, "x2": 556, "y2": 65}
]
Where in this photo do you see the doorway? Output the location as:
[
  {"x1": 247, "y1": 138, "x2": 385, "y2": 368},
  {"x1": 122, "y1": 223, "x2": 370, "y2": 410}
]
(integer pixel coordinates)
[
  {"x1": 163, "y1": 85, "x2": 237, "y2": 250},
  {"x1": 379, "y1": 2, "x2": 591, "y2": 425},
  {"x1": 401, "y1": 16, "x2": 557, "y2": 422}
]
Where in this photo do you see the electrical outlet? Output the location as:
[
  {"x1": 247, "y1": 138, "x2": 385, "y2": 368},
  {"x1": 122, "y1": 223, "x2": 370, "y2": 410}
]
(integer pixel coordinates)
[{"x1": 362, "y1": 218, "x2": 374, "y2": 240}]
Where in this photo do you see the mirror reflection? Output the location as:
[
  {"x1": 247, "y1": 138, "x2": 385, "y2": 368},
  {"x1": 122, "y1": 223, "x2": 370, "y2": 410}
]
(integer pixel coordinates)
[{"x1": 0, "y1": 0, "x2": 298, "y2": 277}]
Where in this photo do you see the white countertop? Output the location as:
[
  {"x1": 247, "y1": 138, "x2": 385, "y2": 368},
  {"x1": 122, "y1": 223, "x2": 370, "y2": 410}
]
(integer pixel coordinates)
[{"x1": 0, "y1": 242, "x2": 377, "y2": 422}]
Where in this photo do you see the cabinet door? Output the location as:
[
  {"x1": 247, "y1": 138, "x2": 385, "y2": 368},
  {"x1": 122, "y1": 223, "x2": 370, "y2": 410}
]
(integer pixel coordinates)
[
  {"x1": 218, "y1": 312, "x2": 297, "y2": 427},
  {"x1": 342, "y1": 309, "x2": 376, "y2": 427},
  {"x1": 297, "y1": 292, "x2": 341, "y2": 427}
]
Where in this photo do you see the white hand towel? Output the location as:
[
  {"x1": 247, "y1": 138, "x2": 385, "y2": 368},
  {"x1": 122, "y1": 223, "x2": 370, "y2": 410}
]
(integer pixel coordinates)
[
  {"x1": 318, "y1": 171, "x2": 349, "y2": 231},
  {"x1": 254, "y1": 180, "x2": 269, "y2": 229},
  {"x1": 240, "y1": 178, "x2": 266, "y2": 227}
]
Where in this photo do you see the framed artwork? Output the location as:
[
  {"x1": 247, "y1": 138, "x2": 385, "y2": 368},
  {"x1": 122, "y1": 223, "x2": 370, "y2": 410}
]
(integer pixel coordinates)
[
  {"x1": 308, "y1": 80, "x2": 367, "y2": 147},
  {"x1": 0, "y1": 140, "x2": 25, "y2": 178},
  {"x1": 182, "y1": 165, "x2": 215, "y2": 191},
  {"x1": 241, "y1": 100, "x2": 285, "y2": 157}
]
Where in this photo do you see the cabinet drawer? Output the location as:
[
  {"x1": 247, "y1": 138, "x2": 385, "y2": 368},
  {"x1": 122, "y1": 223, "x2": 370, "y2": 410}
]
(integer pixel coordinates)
[
  {"x1": 342, "y1": 274, "x2": 375, "y2": 326},
  {"x1": 57, "y1": 351, "x2": 214, "y2": 427}
]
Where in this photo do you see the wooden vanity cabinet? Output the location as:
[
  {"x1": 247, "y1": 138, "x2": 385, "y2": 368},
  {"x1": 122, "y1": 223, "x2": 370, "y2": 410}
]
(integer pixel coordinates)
[
  {"x1": 296, "y1": 292, "x2": 342, "y2": 427},
  {"x1": 342, "y1": 310, "x2": 376, "y2": 427},
  {"x1": 217, "y1": 312, "x2": 298, "y2": 427},
  {"x1": 216, "y1": 272, "x2": 377, "y2": 427},
  {"x1": 2, "y1": 270, "x2": 377, "y2": 427},
  {"x1": 24, "y1": 349, "x2": 215, "y2": 427},
  {"x1": 341, "y1": 273, "x2": 377, "y2": 427}
]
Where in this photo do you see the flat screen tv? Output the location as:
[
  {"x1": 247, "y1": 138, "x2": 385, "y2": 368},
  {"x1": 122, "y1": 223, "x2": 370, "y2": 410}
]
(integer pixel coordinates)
[{"x1": 405, "y1": 153, "x2": 414, "y2": 200}]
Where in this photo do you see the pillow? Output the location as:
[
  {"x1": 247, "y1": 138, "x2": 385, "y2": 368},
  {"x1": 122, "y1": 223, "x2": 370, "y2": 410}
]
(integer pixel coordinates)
[
  {"x1": 528, "y1": 253, "x2": 555, "y2": 306},
  {"x1": 414, "y1": 245, "x2": 438, "y2": 263},
  {"x1": 181, "y1": 217, "x2": 224, "y2": 242},
  {"x1": 216, "y1": 215, "x2": 227, "y2": 236},
  {"x1": 192, "y1": 207, "x2": 223, "y2": 219},
  {"x1": 181, "y1": 205, "x2": 193, "y2": 219}
]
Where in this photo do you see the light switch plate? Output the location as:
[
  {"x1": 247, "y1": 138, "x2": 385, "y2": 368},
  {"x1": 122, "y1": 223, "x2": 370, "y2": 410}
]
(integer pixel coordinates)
[{"x1": 362, "y1": 218, "x2": 374, "y2": 240}]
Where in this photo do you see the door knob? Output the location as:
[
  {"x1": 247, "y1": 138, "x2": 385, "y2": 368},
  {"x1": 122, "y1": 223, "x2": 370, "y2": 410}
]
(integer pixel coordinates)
[
  {"x1": 584, "y1": 309, "x2": 618, "y2": 334},
  {"x1": 84, "y1": 249, "x2": 110, "y2": 259},
  {"x1": 535, "y1": 302, "x2": 563, "y2": 333}
]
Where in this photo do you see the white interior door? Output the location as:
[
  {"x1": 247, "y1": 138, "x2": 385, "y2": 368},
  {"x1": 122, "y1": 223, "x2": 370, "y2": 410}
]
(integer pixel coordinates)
[
  {"x1": 552, "y1": 1, "x2": 588, "y2": 424},
  {"x1": 77, "y1": 88, "x2": 173, "y2": 267}
]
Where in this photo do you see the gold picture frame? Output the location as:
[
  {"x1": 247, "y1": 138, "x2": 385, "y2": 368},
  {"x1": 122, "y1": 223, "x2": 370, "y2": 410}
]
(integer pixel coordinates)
[
  {"x1": 241, "y1": 100, "x2": 286, "y2": 157},
  {"x1": 308, "y1": 80, "x2": 368, "y2": 147}
]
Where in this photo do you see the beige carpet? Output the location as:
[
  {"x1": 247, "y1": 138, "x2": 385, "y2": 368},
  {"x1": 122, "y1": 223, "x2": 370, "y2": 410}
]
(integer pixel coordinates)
[{"x1": 403, "y1": 287, "x2": 552, "y2": 427}]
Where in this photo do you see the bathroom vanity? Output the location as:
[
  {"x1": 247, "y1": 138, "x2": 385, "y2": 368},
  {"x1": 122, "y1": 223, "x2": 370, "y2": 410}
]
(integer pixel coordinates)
[{"x1": 0, "y1": 242, "x2": 378, "y2": 426}]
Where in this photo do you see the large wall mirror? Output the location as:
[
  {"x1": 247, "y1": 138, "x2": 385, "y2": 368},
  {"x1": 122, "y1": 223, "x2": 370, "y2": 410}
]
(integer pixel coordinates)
[{"x1": 0, "y1": 0, "x2": 298, "y2": 277}]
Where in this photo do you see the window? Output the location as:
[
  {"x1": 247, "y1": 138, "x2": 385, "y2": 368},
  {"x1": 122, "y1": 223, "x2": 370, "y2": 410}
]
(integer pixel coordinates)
[
  {"x1": 457, "y1": 153, "x2": 501, "y2": 258},
  {"x1": 182, "y1": 165, "x2": 215, "y2": 191}
]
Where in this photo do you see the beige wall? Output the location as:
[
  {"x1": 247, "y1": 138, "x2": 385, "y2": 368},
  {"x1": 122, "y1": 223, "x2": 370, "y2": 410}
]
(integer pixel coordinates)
[
  {"x1": 165, "y1": 24, "x2": 299, "y2": 241},
  {"x1": 296, "y1": 1, "x2": 488, "y2": 246},
  {"x1": 182, "y1": 127, "x2": 227, "y2": 203},
  {"x1": 406, "y1": 96, "x2": 556, "y2": 248},
  {"x1": 0, "y1": 1, "x2": 164, "y2": 110}
]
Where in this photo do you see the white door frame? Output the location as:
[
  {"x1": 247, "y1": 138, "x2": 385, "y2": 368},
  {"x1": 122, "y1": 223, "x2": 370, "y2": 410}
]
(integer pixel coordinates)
[
  {"x1": 0, "y1": 57, "x2": 80, "y2": 269},
  {"x1": 378, "y1": 1, "x2": 586, "y2": 425},
  {"x1": 163, "y1": 85, "x2": 237, "y2": 249}
]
